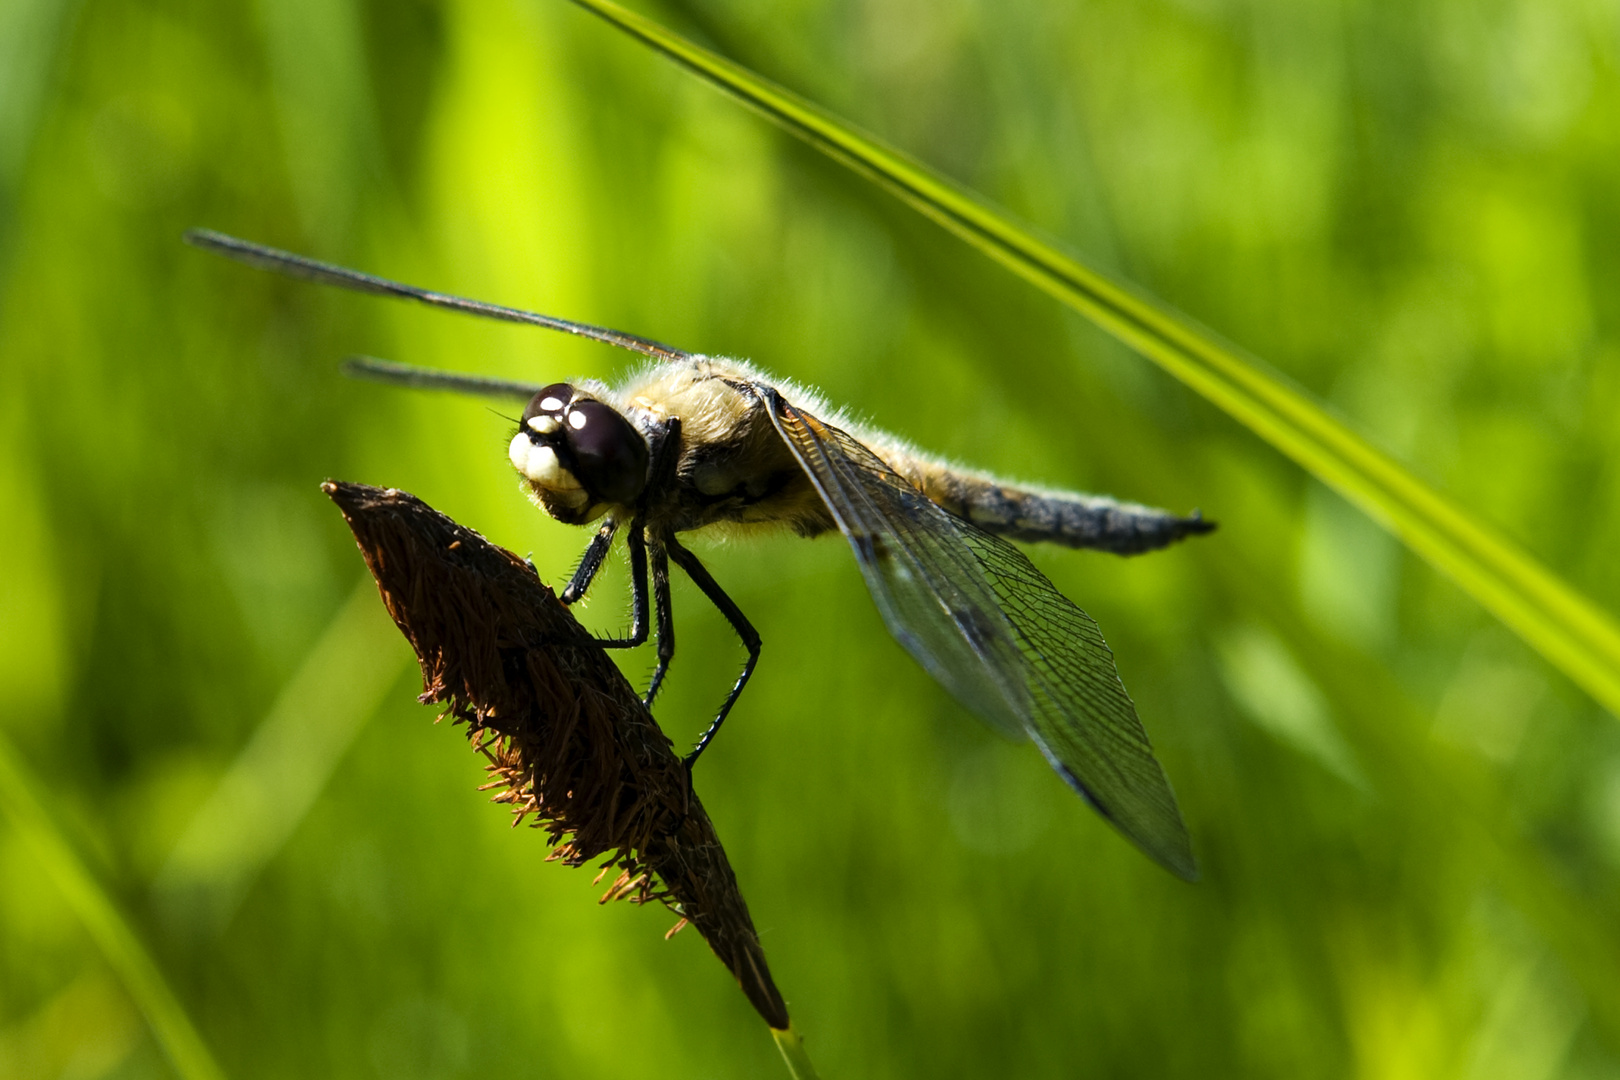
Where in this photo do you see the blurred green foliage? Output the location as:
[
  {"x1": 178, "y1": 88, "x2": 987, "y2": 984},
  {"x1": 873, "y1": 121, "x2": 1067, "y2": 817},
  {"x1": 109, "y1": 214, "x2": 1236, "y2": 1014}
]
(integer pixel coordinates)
[{"x1": 2, "y1": 0, "x2": 1619, "y2": 1078}]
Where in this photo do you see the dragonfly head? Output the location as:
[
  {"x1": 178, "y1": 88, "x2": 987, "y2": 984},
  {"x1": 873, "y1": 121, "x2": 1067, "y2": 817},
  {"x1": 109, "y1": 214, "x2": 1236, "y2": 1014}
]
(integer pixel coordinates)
[{"x1": 509, "y1": 382, "x2": 650, "y2": 523}]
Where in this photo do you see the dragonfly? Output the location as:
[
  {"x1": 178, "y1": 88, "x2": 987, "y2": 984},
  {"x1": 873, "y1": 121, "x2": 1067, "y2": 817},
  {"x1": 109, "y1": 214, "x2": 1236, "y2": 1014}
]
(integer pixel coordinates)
[{"x1": 187, "y1": 229, "x2": 1216, "y2": 880}]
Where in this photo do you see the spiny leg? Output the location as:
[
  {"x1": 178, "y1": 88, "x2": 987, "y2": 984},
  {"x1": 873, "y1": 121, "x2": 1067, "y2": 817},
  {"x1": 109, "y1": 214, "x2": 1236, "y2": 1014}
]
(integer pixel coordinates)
[
  {"x1": 559, "y1": 417, "x2": 682, "y2": 670},
  {"x1": 564, "y1": 517, "x2": 651, "y2": 650},
  {"x1": 665, "y1": 535, "x2": 760, "y2": 769},
  {"x1": 643, "y1": 540, "x2": 675, "y2": 708},
  {"x1": 562, "y1": 519, "x2": 617, "y2": 604},
  {"x1": 637, "y1": 415, "x2": 684, "y2": 704}
]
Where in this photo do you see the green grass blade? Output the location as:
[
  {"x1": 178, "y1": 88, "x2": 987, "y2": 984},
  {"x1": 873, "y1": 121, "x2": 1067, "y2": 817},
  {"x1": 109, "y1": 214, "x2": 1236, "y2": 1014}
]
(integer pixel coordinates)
[
  {"x1": 155, "y1": 575, "x2": 410, "y2": 931},
  {"x1": 570, "y1": 0, "x2": 1620, "y2": 717},
  {"x1": 772, "y1": 1025, "x2": 823, "y2": 1079},
  {"x1": 0, "y1": 730, "x2": 228, "y2": 1080}
]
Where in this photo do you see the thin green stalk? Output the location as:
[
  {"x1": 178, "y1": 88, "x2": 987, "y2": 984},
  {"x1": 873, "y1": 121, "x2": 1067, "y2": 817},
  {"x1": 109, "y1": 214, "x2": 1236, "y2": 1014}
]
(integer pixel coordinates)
[
  {"x1": 155, "y1": 573, "x2": 410, "y2": 930},
  {"x1": 772, "y1": 1025, "x2": 822, "y2": 1080},
  {"x1": 0, "y1": 729, "x2": 227, "y2": 1080},
  {"x1": 569, "y1": 0, "x2": 1620, "y2": 718}
]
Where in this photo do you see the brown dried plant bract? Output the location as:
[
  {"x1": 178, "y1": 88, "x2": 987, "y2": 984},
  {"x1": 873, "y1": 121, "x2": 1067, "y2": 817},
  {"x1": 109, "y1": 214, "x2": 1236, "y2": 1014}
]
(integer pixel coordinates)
[{"x1": 323, "y1": 481, "x2": 789, "y2": 1030}]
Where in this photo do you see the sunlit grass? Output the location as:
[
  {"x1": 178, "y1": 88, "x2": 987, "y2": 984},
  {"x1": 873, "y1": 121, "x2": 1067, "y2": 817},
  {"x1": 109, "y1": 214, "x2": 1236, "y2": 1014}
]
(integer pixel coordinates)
[
  {"x1": 0, "y1": 731, "x2": 226, "y2": 1080},
  {"x1": 571, "y1": 0, "x2": 1620, "y2": 721},
  {"x1": 2, "y1": 0, "x2": 1617, "y2": 1075}
]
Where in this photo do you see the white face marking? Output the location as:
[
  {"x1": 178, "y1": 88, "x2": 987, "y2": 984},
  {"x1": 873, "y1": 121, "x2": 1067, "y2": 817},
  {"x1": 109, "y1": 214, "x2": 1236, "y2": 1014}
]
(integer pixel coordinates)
[
  {"x1": 539, "y1": 395, "x2": 565, "y2": 412},
  {"x1": 531, "y1": 445, "x2": 568, "y2": 486},
  {"x1": 527, "y1": 415, "x2": 562, "y2": 435},
  {"x1": 568, "y1": 409, "x2": 588, "y2": 430},
  {"x1": 513, "y1": 438, "x2": 582, "y2": 492},
  {"x1": 507, "y1": 432, "x2": 529, "y2": 472},
  {"x1": 508, "y1": 434, "x2": 580, "y2": 490}
]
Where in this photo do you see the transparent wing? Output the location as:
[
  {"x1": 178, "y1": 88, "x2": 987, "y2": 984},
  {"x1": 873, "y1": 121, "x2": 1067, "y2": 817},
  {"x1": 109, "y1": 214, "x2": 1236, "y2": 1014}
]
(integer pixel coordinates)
[{"x1": 762, "y1": 391, "x2": 1195, "y2": 880}]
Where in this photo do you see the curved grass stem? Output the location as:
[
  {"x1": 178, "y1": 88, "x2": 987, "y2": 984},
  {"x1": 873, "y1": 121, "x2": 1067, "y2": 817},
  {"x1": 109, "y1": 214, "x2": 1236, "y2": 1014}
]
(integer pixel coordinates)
[
  {"x1": 772, "y1": 1025, "x2": 823, "y2": 1080},
  {"x1": 0, "y1": 730, "x2": 227, "y2": 1080},
  {"x1": 569, "y1": 0, "x2": 1620, "y2": 719}
]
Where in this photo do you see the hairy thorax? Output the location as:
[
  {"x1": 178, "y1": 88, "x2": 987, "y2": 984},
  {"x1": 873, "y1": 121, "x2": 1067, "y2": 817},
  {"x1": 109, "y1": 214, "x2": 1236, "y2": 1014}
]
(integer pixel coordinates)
[{"x1": 615, "y1": 358, "x2": 835, "y2": 539}]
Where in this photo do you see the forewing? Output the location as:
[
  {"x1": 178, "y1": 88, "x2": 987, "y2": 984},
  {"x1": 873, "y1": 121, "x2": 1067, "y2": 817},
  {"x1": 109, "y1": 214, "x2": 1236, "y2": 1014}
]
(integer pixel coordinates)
[{"x1": 764, "y1": 394, "x2": 1195, "y2": 879}]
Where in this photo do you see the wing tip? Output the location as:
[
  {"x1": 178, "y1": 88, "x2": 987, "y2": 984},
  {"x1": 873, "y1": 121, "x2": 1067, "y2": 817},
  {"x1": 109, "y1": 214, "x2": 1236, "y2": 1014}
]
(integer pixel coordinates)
[
  {"x1": 1163, "y1": 847, "x2": 1200, "y2": 883},
  {"x1": 182, "y1": 227, "x2": 238, "y2": 254},
  {"x1": 1048, "y1": 754, "x2": 1199, "y2": 883}
]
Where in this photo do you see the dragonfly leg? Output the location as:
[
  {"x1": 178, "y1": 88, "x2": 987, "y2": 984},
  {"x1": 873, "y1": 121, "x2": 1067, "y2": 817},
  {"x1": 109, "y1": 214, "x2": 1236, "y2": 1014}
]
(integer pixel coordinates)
[
  {"x1": 561, "y1": 519, "x2": 617, "y2": 604},
  {"x1": 571, "y1": 518, "x2": 650, "y2": 650},
  {"x1": 665, "y1": 535, "x2": 760, "y2": 769},
  {"x1": 643, "y1": 540, "x2": 675, "y2": 707}
]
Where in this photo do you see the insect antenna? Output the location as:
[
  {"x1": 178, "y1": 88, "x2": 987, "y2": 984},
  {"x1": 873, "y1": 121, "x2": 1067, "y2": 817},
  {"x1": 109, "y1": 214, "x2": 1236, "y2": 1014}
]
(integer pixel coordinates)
[{"x1": 184, "y1": 229, "x2": 691, "y2": 361}]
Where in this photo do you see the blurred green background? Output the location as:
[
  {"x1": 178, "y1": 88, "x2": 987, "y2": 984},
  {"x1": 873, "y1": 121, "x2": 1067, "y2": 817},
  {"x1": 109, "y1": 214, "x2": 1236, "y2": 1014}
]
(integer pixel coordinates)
[{"x1": 3, "y1": 0, "x2": 1619, "y2": 1076}]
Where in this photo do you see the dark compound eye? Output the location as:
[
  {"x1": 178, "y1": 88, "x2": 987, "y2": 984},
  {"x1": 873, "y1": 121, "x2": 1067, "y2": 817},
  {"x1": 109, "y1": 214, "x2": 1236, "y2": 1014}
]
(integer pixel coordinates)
[
  {"x1": 521, "y1": 382, "x2": 575, "y2": 426},
  {"x1": 564, "y1": 400, "x2": 649, "y2": 504}
]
